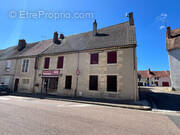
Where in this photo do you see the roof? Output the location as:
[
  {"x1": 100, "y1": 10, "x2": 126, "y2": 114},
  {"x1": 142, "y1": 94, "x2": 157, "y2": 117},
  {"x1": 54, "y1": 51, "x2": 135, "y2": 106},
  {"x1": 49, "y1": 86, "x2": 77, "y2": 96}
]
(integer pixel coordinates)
[
  {"x1": 0, "y1": 40, "x2": 52, "y2": 60},
  {"x1": 138, "y1": 70, "x2": 170, "y2": 79},
  {"x1": 41, "y1": 21, "x2": 136, "y2": 55},
  {"x1": 166, "y1": 28, "x2": 180, "y2": 51}
]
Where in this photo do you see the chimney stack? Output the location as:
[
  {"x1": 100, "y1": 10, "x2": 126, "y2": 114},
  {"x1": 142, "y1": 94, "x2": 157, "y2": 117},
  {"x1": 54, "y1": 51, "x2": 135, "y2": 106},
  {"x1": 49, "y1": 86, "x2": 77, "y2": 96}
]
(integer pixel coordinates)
[
  {"x1": 60, "y1": 33, "x2": 64, "y2": 40},
  {"x1": 167, "y1": 27, "x2": 171, "y2": 38},
  {"x1": 53, "y1": 32, "x2": 58, "y2": 43},
  {"x1": 129, "y1": 12, "x2": 134, "y2": 26},
  {"x1": 17, "y1": 39, "x2": 26, "y2": 51},
  {"x1": 93, "y1": 19, "x2": 97, "y2": 36}
]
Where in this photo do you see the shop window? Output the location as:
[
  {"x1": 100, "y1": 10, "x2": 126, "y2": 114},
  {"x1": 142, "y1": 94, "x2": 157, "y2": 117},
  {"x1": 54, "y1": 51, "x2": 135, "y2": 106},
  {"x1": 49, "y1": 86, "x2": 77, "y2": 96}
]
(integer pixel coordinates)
[
  {"x1": 89, "y1": 75, "x2": 98, "y2": 90},
  {"x1": 107, "y1": 76, "x2": 117, "y2": 92}
]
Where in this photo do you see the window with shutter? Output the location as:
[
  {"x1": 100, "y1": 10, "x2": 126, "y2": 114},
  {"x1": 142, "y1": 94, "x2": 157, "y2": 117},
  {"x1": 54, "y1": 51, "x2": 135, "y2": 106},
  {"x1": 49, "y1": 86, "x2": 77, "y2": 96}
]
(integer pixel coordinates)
[
  {"x1": 89, "y1": 75, "x2": 98, "y2": 90},
  {"x1": 90, "y1": 53, "x2": 98, "y2": 64},
  {"x1": 57, "y1": 56, "x2": 64, "y2": 68},
  {"x1": 44, "y1": 57, "x2": 50, "y2": 69},
  {"x1": 107, "y1": 51, "x2": 117, "y2": 64}
]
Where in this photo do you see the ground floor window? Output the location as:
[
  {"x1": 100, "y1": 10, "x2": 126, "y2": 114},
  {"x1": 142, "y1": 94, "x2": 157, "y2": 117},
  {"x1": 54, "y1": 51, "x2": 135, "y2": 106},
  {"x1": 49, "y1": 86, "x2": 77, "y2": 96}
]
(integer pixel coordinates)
[
  {"x1": 65, "y1": 76, "x2": 72, "y2": 89},
  {"x1": 107, "y1": 75, "x2": 117, "y2": 92},
  {"x1": 89, "y1": 75, "x2": 98, "y2": 90}
]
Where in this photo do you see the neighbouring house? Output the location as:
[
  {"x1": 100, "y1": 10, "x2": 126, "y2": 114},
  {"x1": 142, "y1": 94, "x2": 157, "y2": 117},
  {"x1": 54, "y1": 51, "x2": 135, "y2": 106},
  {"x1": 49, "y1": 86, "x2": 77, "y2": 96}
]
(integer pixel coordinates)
[
  {"x1": 12, "y1": 40, "x2": 52, "y2": 93},
  {"x1": 33, "y1": 12, "x2": 139, "y2": 101},
  {"x1": 138, "y1": 69, "x2": 171, "y2": 87},
  {"x1": 0, "y1": 47, "x2": 17, "y2": 90},
  {"x1": 0, "y1": 39, "x2": 52, "y2": 92},
  {"x1": 166, "y1": 27, "x2": 180, "y2": 91}
]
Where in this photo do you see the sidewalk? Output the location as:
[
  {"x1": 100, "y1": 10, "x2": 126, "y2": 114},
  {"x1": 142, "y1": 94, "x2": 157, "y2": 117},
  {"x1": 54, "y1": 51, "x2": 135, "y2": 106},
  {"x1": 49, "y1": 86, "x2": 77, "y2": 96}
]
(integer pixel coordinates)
[{"x1": 10, "y1": 92, "x2": 151, "y2": 111}]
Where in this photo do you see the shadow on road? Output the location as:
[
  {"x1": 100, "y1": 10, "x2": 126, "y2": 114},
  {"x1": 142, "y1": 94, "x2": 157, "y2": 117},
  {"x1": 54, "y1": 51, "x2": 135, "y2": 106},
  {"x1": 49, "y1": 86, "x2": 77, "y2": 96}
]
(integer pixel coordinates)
[{"x1": 139, "y1": 87, "x2": 180, "y2": 111}]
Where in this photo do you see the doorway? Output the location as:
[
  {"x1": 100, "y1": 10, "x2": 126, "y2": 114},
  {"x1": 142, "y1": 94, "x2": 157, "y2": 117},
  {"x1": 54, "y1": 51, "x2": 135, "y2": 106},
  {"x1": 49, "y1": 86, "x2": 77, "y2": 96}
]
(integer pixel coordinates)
[
  {"x1": 14, "y1": 79, "x2": 19, "y2": 92},
  {"x1": 42, "y1": 77, "x2": 58, "y2": 95}
]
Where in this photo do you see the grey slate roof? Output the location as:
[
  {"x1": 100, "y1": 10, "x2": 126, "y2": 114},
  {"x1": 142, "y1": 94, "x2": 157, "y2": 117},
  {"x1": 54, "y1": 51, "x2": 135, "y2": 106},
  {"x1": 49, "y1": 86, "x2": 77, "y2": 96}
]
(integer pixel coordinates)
[
  {"x1": 41, "y1": 21, "x2": 136, "y2": 55},
  {"x1": 0, "y1": 40, "x2": 52, "y2": 60},
  {"x1": 0, "y1": 21, "x2": 136, "y2": 60}
]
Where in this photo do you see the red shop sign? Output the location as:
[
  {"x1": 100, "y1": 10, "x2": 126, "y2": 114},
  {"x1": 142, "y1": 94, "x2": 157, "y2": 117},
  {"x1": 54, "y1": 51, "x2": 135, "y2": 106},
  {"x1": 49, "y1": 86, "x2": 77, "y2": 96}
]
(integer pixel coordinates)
[{"x1": 42, "y1": 70, "x2": 60, "y2": 76}]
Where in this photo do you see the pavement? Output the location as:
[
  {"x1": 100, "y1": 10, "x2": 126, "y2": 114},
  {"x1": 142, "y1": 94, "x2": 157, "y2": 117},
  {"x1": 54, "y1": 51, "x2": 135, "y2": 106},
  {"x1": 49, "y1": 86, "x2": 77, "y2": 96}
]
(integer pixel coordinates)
[
  {"x1": 10, "y1": 92, "x2": 151, "y2": 111},
  {"x1": 0, "y1": 95, "x2": 179, "y2": 135}
]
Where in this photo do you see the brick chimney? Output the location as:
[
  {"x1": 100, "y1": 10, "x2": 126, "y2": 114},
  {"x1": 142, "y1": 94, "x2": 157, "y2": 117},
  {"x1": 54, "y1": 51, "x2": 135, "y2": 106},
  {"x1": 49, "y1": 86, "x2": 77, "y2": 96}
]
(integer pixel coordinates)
[
  {"x1": 17, "y1": 39, "x2": 26, "y2": 51},
  {"x1": 53, "y1": 32, "x2": 58, "y2": 43},
  {"x1": 60, "y1": 33, "x2": 64, "y2": 40},
  {"x1": 148, "y1": 68, "x2": 151, "y2": 74},
  {"x1": 93, "y1": 19, "x2": 97, "y2": 36},
  {"x1": 167, "y1": 27, "x2": 171, "y2": 38},
  {"x1": 129, "y1": 12, "x2": 134, "y2": 26}
]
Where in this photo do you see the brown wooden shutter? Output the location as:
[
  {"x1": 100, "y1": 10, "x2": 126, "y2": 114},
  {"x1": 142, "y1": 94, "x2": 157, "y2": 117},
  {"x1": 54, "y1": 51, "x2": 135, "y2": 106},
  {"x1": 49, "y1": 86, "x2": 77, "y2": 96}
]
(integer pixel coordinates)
[
  {"x1": 107, "y1": 51, "x2": 117, "y2": 64},
  {"x1": 44, "y1": 57, "x2": 50, "y2": 69},
  {"x1": 90, "y1": 53, "x2": 99, "y2": 64},
  {"x1": 57, "y1": 56, "x2": 64, "y2": 68}
]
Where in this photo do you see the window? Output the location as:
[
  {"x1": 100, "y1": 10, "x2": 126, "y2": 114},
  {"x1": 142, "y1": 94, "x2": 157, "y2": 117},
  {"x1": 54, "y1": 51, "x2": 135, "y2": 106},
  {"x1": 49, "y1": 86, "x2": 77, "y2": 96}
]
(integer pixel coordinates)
[
  {"x1": 44, "y1": 57, "x2": 50, "y2": 69},
  {"x1": 107, "y1": 76, "x2": 117, "y2": 92},
  {"x1": 90, "y1": 53, "x2": 98, "y2": 64},
  {"x1": 6, "y1": 60, "x2": 11, "y2": 71},
  {"x1": 107, "y1": 51, "x2": 117, "y2": 64},
  {"x1": 65, "y1": 76, "x2": 72, "y2": 89},
  {"x1": 57, "y1": 56, "x2": 64, "y2": 68},
  {"x1": 89, "y1": 75, "x2": 98, "y2": 90},
  {"x1": 22, "y1": 59, "x2": 29, "y2": 72},
  {"x1": 22, "y1": 79, "x2": 29, "y2": 84}
]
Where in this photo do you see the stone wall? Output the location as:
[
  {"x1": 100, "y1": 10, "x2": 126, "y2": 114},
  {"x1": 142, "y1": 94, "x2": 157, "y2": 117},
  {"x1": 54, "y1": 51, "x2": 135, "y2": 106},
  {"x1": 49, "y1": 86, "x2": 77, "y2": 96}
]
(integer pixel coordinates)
[
  {"x1": 35, "y1": 47, "x2": 138, "y2": 101},
  {"x1": 168, "y1": 48, "x2": 180, "y2": 90}
]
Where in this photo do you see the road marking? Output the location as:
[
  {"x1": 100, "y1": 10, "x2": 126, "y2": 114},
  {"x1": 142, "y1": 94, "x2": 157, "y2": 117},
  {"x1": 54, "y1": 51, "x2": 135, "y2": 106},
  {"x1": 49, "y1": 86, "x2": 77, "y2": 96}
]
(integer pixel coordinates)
[
  {"x1": 0, "y1": 97, "x2": 10, "y2": 100},
  {"x1": 151, "y1": 109, "x2": 180, "y2": 116}
]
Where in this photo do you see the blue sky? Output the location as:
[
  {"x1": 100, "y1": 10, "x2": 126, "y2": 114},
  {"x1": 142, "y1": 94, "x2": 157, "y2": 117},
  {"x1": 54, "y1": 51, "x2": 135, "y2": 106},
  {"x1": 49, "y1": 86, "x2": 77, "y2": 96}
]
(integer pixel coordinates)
[{"x1": 0, "y1": 0, "x2": 179, "y2": 70}]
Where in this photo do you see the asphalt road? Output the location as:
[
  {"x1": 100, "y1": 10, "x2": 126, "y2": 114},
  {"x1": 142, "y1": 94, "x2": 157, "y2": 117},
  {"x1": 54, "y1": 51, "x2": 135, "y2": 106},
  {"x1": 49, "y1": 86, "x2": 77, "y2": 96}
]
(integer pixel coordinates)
[{"x1": 0, "y1": 95, "x2": 180, "y2": 135}]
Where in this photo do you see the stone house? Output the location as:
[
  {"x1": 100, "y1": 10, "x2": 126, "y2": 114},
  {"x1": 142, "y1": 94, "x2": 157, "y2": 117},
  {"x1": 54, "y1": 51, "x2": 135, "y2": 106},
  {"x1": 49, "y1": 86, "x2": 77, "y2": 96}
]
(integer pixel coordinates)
[
  {"x1": 32, "y1": 13, "x2": 139, "y2": 101},
  {"x1": 138, "y1": 69, "x2": 171, "y2": 87},
  {"x1": 0, "y1": 47, "x2": 17, "y2": 90},
  {"x1": 166, "y1": 27, "x2": 180, "y2": 91},
  {"x1": 13, "y1": 40, "x2": 52, "y2": 93}
]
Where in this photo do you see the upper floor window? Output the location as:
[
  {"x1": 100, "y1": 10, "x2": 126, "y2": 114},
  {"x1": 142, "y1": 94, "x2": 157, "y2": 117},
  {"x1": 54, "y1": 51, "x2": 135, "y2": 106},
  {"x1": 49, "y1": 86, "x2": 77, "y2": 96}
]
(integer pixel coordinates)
[
  {"x1": 6, "y1": 60, "x2": 11, "y2": 72},
  {"x1": 44, "y1": 57, "x2": 50, "y2": 69},
  {"x1": 22, "y1": 59, "x2": 29, "y2": 72},
  {"x1": 107, "y1": 51, "x2": 117, "y2": 64},
  {"x1": 90, "y1": 53, "x2": 99, "y2": 64},
  {"x1": 57, "y1": 56, "x2": 64, "y2": 68}
]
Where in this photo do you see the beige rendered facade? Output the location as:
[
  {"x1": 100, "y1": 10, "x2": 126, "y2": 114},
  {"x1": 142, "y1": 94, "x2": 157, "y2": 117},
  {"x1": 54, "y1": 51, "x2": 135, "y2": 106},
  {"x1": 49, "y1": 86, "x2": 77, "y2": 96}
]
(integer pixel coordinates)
[{"x1": 34, "y1": 47, "x2": 138, "y2": 101}]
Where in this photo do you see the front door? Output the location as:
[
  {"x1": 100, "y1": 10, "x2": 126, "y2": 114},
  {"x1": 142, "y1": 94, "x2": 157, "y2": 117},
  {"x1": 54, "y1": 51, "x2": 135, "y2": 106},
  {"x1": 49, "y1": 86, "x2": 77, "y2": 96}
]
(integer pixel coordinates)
[{"x1": 14, "y1": 79, "x2": 19, "y2": 92}]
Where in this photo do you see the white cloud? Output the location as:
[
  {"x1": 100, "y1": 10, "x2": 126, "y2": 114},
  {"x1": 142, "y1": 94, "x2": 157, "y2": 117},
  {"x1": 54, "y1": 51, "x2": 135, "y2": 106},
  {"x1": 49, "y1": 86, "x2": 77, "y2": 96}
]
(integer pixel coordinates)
[
  {"x1": 160, "y1": 25, "x2": 166, "y2": 30},
  {"x1": 156, "y1": 13, "x2": 168, "y2": 30}
]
